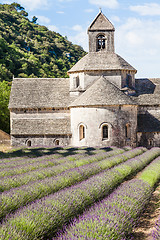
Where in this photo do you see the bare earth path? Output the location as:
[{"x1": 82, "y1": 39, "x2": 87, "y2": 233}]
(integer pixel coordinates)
[{"x1": 129, "y1": 185, "x2": 160, "y2": 239}]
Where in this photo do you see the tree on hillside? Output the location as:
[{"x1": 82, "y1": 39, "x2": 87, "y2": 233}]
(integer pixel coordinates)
[
  {"x1": 11, "y1": 2, "x2": 24, "y2": 11},
  {"x1": 0, "y1": 81, "x2": 10, "y2": 133},
  {"x1": 20, "y1": 10, "x2": 28, "y2": 17},
  {"x1": 32, "y1": 16, "x2": 38, "y2": 24}
]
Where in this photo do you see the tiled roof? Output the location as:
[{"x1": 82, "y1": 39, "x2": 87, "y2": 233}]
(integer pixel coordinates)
[
  {"x1": 138, "y1": 113, "x2": 160, "y2": 132},
  {"x1": 133, "y1": 78, "x2": 160, "y2": 105},
  {"x1": 9, "y1": 78, "x2": 75, "y2": 109},
  {"x1": 88, "y1": 11, "x2": 115, "y2": 31},
  {"x1": 70, "y1": 76, "x2": 135, "y2": 107},
  {"x1": 68, "y1": 52, "x2": 137, "y2": 73}
]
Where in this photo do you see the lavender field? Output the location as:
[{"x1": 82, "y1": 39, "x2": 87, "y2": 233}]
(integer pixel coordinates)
[{"x1": 0, "y1": 146, "x2": 160, "y2": 240}]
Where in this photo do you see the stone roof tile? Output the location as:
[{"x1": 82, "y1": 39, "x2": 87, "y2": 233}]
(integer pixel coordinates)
[
  {"x1": 138, "y1": 113, "x2": 160, "y2": 132},
  {"x1": 88, "y1": 11, "x2": 115, "y2": 31},
  {"x1": 68, "y1": 52, "x2": 137, "y2": 73},
  {"x1": 70, "y1": 76, "x2": 135, "y2": 107},
  {"x1": 9, "y1": 78, "x2": 75, "y2": 109}
]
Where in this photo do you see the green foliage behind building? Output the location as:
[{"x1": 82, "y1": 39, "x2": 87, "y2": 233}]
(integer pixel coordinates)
[{"x1": 0, "y1": 3, "x2": 86, "y2": 133}]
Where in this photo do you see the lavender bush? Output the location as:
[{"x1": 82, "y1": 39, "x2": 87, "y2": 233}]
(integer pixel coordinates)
[
  {"x1": 0, "y1": 148, "x2": 158, "y2": 240},
  {"x1": 152, "y1": 217, "x2": 160, "y2": 239},
  {"x1": 0, "y1": 151, "x2": 106, "y2": 176},
  {"x1": 55, "y1": 156, "x2": 160, "y2": 240},
  {"x1": 0, "y1": 147, "x2": 143, "y2": 220},
  {"x1": 0, "y1": 148, "x2": 127, "y2": 192},
  {"x1": 0, "y1": 154, "x2": 71, "y2": 170}
]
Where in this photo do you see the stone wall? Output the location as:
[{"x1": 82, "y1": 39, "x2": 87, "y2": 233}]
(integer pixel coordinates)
[
  {"x1": 137, "y1": 132, "x2": 160, "y2": 148},
  {"x1": 69, "y1": 70, "x2": 136, "y2": 92},
  {"x1": 70, "y1": 105, "x2": 137, "y2": 147},
  {"x1": 137, "y1": 105, "x2": 160, "y2": 148},
  {"x1": 88, "y1": 31, "x2": 114, "y2": 53},
  {"x1": 11, "y1": 135, "x2": 71, "y2": 147},
  {"x1": 10, "y1": 110, "x2": 71, "y2": 147}
]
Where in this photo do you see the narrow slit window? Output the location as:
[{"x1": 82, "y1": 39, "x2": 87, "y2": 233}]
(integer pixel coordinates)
[
  {"x1": 79, "y1": 125, "x2": 85, "y2": 140},
  {"x1": 102, "y1": 125, "x2": 108, "y2": 139},
  {"x1": 125, "y1": 124, "x2": 131, "y2": 139}
]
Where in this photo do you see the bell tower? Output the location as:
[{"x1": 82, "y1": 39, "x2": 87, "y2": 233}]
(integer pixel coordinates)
[{"x1": 88, "y1": 10, "x2": 115, "y2": 53}]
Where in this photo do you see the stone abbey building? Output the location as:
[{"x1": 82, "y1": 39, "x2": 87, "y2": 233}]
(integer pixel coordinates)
[{"x1": 9, "y1": 11, "x2": 160, "y2": 148}]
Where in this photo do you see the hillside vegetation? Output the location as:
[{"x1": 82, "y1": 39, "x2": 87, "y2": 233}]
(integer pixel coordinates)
[
  {"x1": 0, "y1": 3, "x2": 86, "y2": 133},
  {"x1": 0, "y1": 3, "x2": 86, "y2": 81}
]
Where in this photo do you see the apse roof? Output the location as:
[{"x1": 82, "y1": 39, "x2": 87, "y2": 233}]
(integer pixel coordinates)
[{"x1": 70, "y1": 76, "x2": 135, "y2": 107}]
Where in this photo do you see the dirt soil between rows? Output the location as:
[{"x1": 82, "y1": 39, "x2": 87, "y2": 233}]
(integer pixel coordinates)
[{"x1": 129, "y1": 185, "x2": 160, "y2": 239}]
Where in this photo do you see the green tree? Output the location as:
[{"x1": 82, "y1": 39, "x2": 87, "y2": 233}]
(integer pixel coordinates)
[
  {"x1": 32, "y1": 16, "x2": 38, "y2": 24},
  {"x1": 11, "y1": 3, "x2": 24, "y2": 11},
  {"x1": 0, "y1": 81, "x2": 10, "y2": 133},
  {"x1": 20, "y1": 10, "x2": 28, "y2": 17}
]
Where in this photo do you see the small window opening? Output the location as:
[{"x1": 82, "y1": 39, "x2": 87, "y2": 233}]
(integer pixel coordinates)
[
  {"x1": 97, "y1": 35, "x2": 106, "y2": 50},
  {"x1": 125, "y1": 124, "x2": 131, "y2": 139},
  {"x1": 126, "y1": 74, "x2": 132, "y2": 88},
  {"x1": 76, "y1": 77, "x2": 79, "y2": 88},
  {"x1": 102, "y1": 125, "x2": 108, "y2": 139},
  {"x1": 55, "y1": 140, "x2": 59, "y2": 146},
  {"x1": 79, "y1": 125, "x2": 85, "y2": 141},
  {"x1": 27, "y1": 140, "x2": 31, "y2": 147},
  {"x1": 73, "y1": 76, "x2": 80, "y2": 89},
  {"x1": 148, "y1": 139, "x2": 153, "y2": 146}
]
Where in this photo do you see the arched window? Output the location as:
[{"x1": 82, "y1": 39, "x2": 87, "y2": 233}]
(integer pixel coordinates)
[
  {"x1": 79, "y1": 125, "x2": 85, "y2": 140},
  {"x1": 125, "y1": 124, "x2": 131, "y2": 139},
  {"x1": 97, "y1": 35, "x2": 106, "y2": 50},
  {"x1": 55, "y1": 139, "x2": 59, "y2": 146},
  {"x1": 102, "y1": 125, "x2": 108, "y2": 139},
  {"x1": 27, "y1": 140, "x2": 31, "y2": 147}
]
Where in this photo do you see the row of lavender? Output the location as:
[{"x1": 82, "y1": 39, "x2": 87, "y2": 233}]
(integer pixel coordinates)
[
  {"x1": 0, "y1": 147, "x2": 144, "y2": 220},
  {"x1": 0, "y1": 146, "x2": 115, "y2": 165},
  {"x1": 55, "y1": 156, "x2": 160, "y2": 240},
  {"x1": 0, "y1": 148, "x2": 160, "y2": 239},
  {"x1": 0, "y1": 147, "x2": 137, "y2": 192},
  {"x1": 152, "y1": 216, "x2": 160, "y2": 240},
  {"x1": 0, "y1": 148, "x2": 125, "y2": 178}
]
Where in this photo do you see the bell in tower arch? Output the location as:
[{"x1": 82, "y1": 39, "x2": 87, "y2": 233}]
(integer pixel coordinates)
[{"x1": 88, "y1": 10, "x2": 115, "y2": 53}]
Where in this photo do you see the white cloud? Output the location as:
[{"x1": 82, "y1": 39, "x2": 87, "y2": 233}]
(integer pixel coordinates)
[
  {"x1": 89, "y1": 0, "x2": 119, "y2": 9},
  {"x1": 68, "y1": 23, "x2": 88, "y2": 51},
  {"x1": 48, "y1": 25, "x2": 59, "y2": 32},
  {"x1": 72, "y1": 25, "x2": 83, "y2": 32},
  {"x1": 130, "y1": 3, "x2": 160, "y2": 16},
  {"x1": 16, "y1": 0, "x2": 49, "y2": 11},
  {"x1": 111, "y1": 16, "x2": 120, "y2": 23},
  {"x1": 69, "y1": 30, "x2": 88, "y2": 51},
  {"x1": 84, "y1": 9, "x2": 94, "y2": 13},
  {"x1": 56, "y1": 11, "x2": 64, "y2": 14},
  {"x1": 116, "y1": 18, "x2": 160, "y2": 77},
  {"x1": 58, "y1": 0, "x2": 73, "y2": 2},
  {"x1": 1, "y1": 0, "x2": 13, "y2": 4},
  {"x1": 37, "y1": 15, "x2": 50, "y2": 24}
]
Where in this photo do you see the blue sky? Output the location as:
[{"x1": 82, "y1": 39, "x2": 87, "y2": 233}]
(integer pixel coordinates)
[{"x1": 1, "y1": 0, "x2": 160, "y2": 78}]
